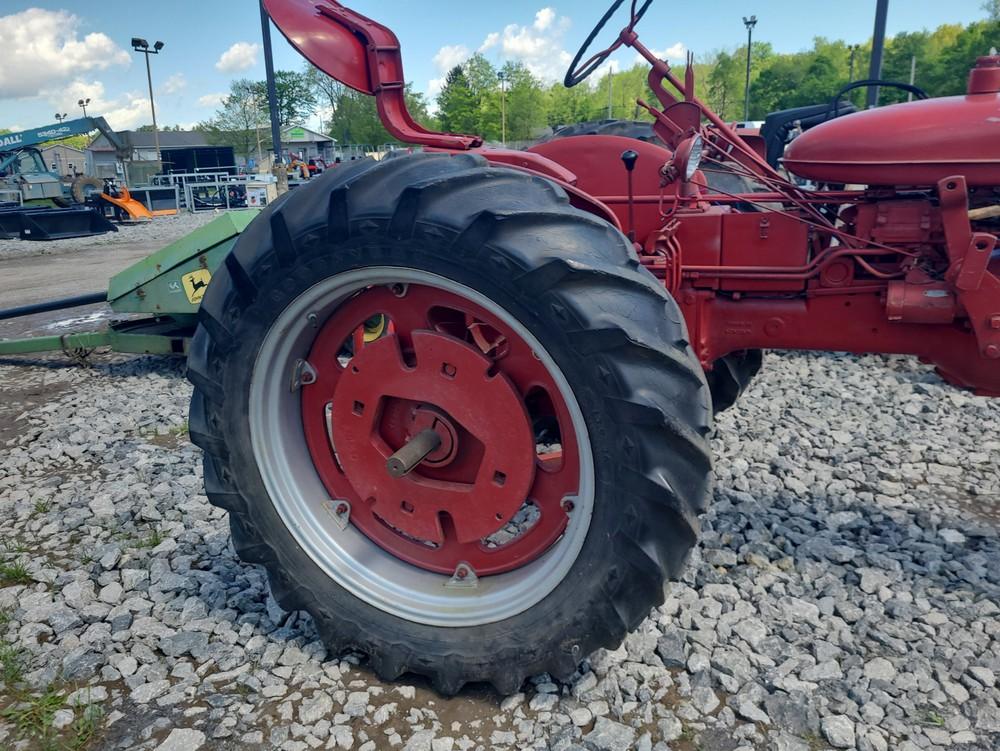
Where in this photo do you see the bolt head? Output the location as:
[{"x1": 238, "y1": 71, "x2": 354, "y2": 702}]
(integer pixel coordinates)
[
  {"x1": 986, "y1": 344, "x2": 1000, "y2": 359},
  {"x1": 990, "y1": 315, "x2": 1000, "y2": 330},
  {"x1": 336, "y1": 502, "x2": 349, "y2": 515}
]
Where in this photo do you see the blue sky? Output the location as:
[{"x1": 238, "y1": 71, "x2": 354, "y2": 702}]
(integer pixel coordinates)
[{"x1": 0, "y1": 0, "x2": 993, "y2": 133}]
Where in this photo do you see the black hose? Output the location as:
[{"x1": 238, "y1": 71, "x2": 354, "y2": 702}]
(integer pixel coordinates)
[{"x1": 0, "y1": 292, "x2": 107, "y2": 322}]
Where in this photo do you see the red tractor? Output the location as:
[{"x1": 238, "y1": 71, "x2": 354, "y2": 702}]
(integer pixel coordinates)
[{"x1": 187, "y1": 0, "x2": 1000, "y2": 693}]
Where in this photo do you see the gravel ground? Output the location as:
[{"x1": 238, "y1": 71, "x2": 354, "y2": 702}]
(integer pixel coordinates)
[
  {"x1": 0, "y1": 349, "x2": 997, "y2": 751},
  {"x1": 0, "y1": 211, "x2": 218, "y2": 261}
]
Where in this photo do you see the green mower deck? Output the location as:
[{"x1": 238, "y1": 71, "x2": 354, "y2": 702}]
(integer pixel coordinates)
[{"x1": 0, "y1": 209, "x2": 260, "y2": 357}]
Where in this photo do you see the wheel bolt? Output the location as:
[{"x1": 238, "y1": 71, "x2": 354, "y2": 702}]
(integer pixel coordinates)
[
  {"x1": 336, "y1": 503, "x2": 349, "y2": 515},
  {"x1": 561, "y1": 499, "x2": 575, "y2": 512},
  {"x1": 986, "y1": 344, "x2": 1000, "y2": 359},
  {"x1": 989, "y1": 315, "x2": 1000, "y2": 330}
]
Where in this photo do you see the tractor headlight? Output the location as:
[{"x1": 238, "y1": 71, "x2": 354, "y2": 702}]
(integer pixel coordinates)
[{"x1": 684, "y1": 134, "x2": 704, "y2": 181}]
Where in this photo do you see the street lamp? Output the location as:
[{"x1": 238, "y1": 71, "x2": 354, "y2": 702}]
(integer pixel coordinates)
[
  {"x1": 131, "y1": 37, "x2": 165, "y2": 163},
  {"x1": 54, "y1": 113, "x2": 68, "y2": 123},
  {"x1": 497, "y1": 70, "x2": 508, "y2": 146},
  {"x1": 78, "y1": 98, "x2": 91, "y2": 117},
  {"x1": 742, "y1": 16, "x2": 757, "y2": 122}
]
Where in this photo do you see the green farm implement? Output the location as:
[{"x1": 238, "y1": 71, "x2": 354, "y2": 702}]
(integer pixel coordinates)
[{"x1": 0, "y1": 210, "x2": 259, "y2": 357}]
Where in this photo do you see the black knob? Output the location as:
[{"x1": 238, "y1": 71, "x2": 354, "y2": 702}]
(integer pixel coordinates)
[{"x1": 621, "y1": 149, "x2": 639, "y2": 172}]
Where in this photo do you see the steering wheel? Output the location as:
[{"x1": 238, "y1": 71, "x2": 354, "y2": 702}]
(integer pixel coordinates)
[{"x1": 564, "y1": 0, "x2": 654, "y2": 88}]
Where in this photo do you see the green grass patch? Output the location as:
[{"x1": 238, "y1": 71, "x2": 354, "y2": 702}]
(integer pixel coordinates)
[
  {"x1": 0, "y1": 641, "x2": 25, "y2": 684},
  {"x1": 134, "y1": 528, "x2": 164, "y2": 549},
  {"x1": 0, "y1": 560, "x2": 32, "y2": 586},
  {"x1": 32, "y1": 499, "x2": 52, "y2": 516},
  {"x1": 65, "y1": 703, "x2": 103, "y2": 751},
  {"x1": 1, "y1": 685, "x2": 65, "y2": 742},
  {"x1": 923, "y1": 710, "x2": 946, "y2": 726}
]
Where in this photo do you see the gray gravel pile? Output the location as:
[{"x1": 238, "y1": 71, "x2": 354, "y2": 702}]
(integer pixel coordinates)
[{"x1": 0, "y1": 350, "x2": 997, "y2": 751}]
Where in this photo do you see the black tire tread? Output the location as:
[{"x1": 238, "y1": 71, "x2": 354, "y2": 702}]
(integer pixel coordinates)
[{"x1": 187, "y1": 152, "x2": 712, "y2": 694}]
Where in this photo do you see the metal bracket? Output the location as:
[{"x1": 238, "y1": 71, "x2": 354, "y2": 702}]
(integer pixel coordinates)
[
  {"x1": 445, "y1": 561, "x2": 478, "y2": 589},
  {"x1": 324, "y1": 500, "x2": 351, "y2": 530},
  {"x1": 290, "y1": 359, "x2": 318, "y2": 391}
]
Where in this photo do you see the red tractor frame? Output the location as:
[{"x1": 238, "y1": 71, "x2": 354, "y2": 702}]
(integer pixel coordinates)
[
  {"x1": 269, "y1": 0, "x2": 1000, "y2": 396},
  {"x1": 185, "y1": 0, "x2": 1000, "y2": 694}
]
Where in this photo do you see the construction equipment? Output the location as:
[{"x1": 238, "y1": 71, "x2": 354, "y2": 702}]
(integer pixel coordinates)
[
  {"x1": 174, "y1": 0, "x2": 1000, "y2": 694},
  {"x1": 0, "y1": 117, "x2": 133, "y2": 238},
  {"x1": 0, "y1": 211, "x2": 258, "y2": 354},
  {"x1": 0, "y1": 117, "x2": 129, "y2": 205}
]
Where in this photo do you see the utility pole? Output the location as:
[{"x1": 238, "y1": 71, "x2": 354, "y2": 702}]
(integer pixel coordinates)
[
  {"x1": 607, "y1": 71, "x2": 613, "y2": 119},
  {"x1": 907, "y1": 55, "x2": 917, "y2": 101},
  {"x1": 742, "y1": 16, "x2": 757, "y2": 122},
  {"x1": 867, "y1": 0, "x2": 889, "y2": 108},
  {"x1": 260, "y1": 1, "x2": 284, "y2": 175},
  {"x1": 131, "y1": 38, "x2": 164, "y2": 163},
  {"x1": 497, "y1": 70, "x2": 507, "y2": 145},
  {"x1": 848, "y1": 44, "x2": 859, "y2": 81}
]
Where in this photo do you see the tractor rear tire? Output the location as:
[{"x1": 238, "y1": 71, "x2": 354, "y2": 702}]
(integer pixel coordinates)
[
  {"x1": 706, "y1": 350, "x2": 764, "y2": 413},
  {"x1": 543, "y1": 119, "x2": 665, "y2": 144},
  {"x1": 186, "y1": 152, "x2": 713, "y2": 695}
]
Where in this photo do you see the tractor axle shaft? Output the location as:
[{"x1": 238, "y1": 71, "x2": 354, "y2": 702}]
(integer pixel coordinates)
[{"x1": 386, "y1": 428, "x2": 442, "y2": 478}]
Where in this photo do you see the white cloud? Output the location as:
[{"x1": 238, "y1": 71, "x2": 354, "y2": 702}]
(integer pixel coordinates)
[
  {"x1": 198, "y1": 92, "x2": 227, "y2": 108},
  {"x1": 48, "y1": 80, "x2": 151, "y2": 130},
  {"x1": 0, "y1": 8, "x2": 129, "y2": 99},
  {"x1": 433, "y1": 44, "x2": 471, "y2": 74},
  {"x1": 428, "y1": 44, "x2": 472, "y2": 98},
  {"x1": 161, "y1": 73, "x2": 187, "y2": 95},
  {"x1": 479, "y1": 32, "x2": 500, "y2": 53},
  {"x1": 486, "y1": 8, "x2": 574, "y2": 83},
  {"x1": 533, "y1": 7, "x2": 556, "y2": 31},
  {"x1": 215, "y1": 42, "x2": 259, "y2": 73},
  {"x1": 428, "y1": 77, "x2": 447, "y2": 99},
  {"x1": 636, "y1": 43, "x2": 688, "y2": 65}
]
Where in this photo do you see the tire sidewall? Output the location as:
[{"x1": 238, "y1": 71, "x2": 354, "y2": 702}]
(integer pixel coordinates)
[{"x1": 218, "y1": 225, "x2": 636, "y2": 662}]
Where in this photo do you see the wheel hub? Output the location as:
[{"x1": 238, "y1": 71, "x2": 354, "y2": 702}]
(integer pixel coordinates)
[
  {"x1": 329, "y1": 330, "x2": 536, "y2": 545},
  {"x1": 300, "y1": 283, "x2": 583, "y2": 576}
]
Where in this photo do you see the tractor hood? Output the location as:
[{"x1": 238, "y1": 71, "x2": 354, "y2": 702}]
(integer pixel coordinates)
[{"x1": 784, "y1": 56, "x2": 1000, "y2": 187}]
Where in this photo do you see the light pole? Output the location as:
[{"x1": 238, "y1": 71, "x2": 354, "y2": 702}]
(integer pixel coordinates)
[
  {"x1": 848, "y1": 44, "x2": 859, "y2": 81},
  {"x1": 607, "y1": 70, "x2": 613, "y2": 118},
  {"x1": 78, "y1": 98, "x2": 91, "y2": 117},
  {"x1": 497, "y1": 70, "x2": 508, "y2": 145},
  {"x1": 742, "y1": 15, "x2": 757, "y2": 122},
  {"x1": 54, "y1": 113, "x2": 68, "y2": 123},
  {"x1": 131, "y1": 37, "x2": 164, "y2": 163}
]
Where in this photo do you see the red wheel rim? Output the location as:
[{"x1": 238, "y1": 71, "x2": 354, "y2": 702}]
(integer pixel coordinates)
[{"x1": 301, "y1": 283, "x2": 581, "y2": 576}]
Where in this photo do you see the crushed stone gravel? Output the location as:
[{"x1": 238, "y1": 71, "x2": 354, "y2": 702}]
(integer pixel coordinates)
[{"x1": 0, "y1": 349, "x2": 997, "y2": 751}]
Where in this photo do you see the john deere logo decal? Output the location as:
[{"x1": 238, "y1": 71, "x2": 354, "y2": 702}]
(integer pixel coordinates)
[{"x1": 181, "y1": 269, "x2": 212, "y2": 304}]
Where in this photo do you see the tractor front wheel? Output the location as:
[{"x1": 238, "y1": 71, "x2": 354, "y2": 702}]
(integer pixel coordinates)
[{"x1": 186, "y1": 153, "x2": 713, "y2": 694}]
